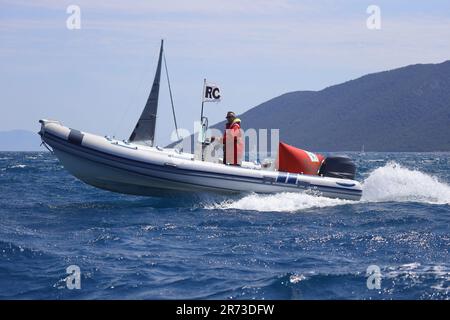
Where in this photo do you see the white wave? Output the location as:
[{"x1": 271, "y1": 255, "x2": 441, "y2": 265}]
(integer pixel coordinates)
[
  {"x1": 289, "y1": 274, "x2": 306, "y2": 284},
  {"x1": 9, "y1": 164, "x2": 27, "y2": 169},
  {"x1": 206, "y1": 192, "x2": 354, "y2": 212},
  {"x1": 206, "y1": 161, "x2": 450, "y2": 212},
  {"x1": 362, "y1": 162, "x2": 450, "y2": 204}
]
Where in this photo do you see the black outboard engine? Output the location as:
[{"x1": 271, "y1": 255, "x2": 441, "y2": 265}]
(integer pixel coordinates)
[{"x1": 318, "y1": 156, "x2": 356, "y2": 180}]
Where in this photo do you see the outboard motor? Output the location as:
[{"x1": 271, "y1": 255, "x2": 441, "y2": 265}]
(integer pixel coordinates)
[{"x1": 318, "y1": 156, "x2": 356, "y2": 180}]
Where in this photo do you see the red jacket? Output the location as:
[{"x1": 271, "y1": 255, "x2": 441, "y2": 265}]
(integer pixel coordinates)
[
  {"x1": 223, "y1": 119, "x2": 241, "y2": 144},
  {"x1": 223, "y1": 118, "x2": 243, "y2": 165}
]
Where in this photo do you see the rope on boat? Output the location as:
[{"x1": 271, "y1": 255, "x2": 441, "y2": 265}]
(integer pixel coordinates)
[
  {"x1": 163, "y1": 51, "x2": 180, "y2": 142},
  {"x1": 40, "y1": 138, "x2": 54, "y2": 154}
]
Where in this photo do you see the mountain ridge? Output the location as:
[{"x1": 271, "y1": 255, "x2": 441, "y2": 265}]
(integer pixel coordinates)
[{"x1": 207, "y1": 60, "x2": 450, "y2": 152}]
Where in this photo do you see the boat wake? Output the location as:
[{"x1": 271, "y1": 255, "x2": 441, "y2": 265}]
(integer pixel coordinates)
[
  {"x1": 206, "y1": 192, "x2": 353, "y2": 212},
  {"x1": 362, "y1": 162, "x2": 450, "y2": 204},
  {"x1": 207, "y1": 162, "x2": 450, "y2": 212}
]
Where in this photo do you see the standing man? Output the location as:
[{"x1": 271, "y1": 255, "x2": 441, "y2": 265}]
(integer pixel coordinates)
[{"x1": 211, "y1": 111, "x2": 243, "y2": 165}]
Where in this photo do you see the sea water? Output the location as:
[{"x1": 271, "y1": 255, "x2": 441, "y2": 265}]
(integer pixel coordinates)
[{"x1": 0, "y1": 152, "x2": 449, "y2": 299}]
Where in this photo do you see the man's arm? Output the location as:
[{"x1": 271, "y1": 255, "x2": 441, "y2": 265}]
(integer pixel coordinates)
[{"x1": 210, "y1": 136, "x2": 223, "y2": 143}]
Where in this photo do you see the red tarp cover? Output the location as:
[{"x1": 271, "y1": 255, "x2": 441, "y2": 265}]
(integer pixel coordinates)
[{"x1": 277, "y1": 142, "x2": 324, "y2": 175}]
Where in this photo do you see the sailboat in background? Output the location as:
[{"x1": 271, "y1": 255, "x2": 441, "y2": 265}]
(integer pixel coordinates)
[
  {"x1": 129, "y1": 39, "x2": 180, "y2": 146},
  {"x1": 128, "y1": 40, "x2": 163, "y2": 146},
  {"x1": 38, "y1": 40, "x2": 362, "y2": 200}
]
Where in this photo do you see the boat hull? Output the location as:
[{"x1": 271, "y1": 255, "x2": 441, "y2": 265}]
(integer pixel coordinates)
[{"x1": 39, "y1": 119, "x2": 363, "y2": 201}]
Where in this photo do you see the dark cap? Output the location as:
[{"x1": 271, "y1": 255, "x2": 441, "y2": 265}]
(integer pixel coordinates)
[{"x1": 226, "y1": 111, "x2": 236, "y2": 118}]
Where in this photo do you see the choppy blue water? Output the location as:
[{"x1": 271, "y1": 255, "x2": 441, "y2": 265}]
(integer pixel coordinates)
[{"x1": 0, "y1": 151, "x2": 449, "y2": 299}]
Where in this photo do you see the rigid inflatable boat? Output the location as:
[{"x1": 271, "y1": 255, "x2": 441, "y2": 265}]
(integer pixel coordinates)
[{"x1": 39, "y1": 41, "x2": 362, "y2": 201}]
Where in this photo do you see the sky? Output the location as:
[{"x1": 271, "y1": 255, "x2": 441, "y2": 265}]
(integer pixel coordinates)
[{"x1": 1, "y1": 0, "x2": 450, "y2": 145}]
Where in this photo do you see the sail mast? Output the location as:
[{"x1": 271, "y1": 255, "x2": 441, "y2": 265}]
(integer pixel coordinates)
[{"x1": 129, "y1": 39, "x2": 164, "y2": 146}]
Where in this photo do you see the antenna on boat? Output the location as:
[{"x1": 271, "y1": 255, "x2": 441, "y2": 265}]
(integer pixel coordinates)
[
  {"x1": 200, "y1": 78, "x2": 207, "y2": 161},
  {"x1": 200, "y1": 78, "x2": 206, "y2": 123}
]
